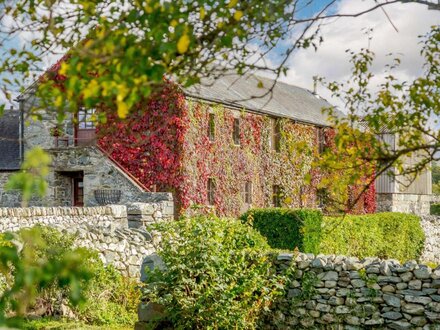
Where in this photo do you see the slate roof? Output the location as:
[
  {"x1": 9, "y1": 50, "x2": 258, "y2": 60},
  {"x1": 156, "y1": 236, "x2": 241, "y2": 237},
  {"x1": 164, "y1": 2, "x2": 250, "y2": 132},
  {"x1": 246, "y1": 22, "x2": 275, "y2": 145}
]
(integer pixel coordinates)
[
  {"x1": 184, "y1": 73, "x2": 336, "y2": 127},
  {"x1": 0, "y1": 111, "x2": 21, "y2": 170}
]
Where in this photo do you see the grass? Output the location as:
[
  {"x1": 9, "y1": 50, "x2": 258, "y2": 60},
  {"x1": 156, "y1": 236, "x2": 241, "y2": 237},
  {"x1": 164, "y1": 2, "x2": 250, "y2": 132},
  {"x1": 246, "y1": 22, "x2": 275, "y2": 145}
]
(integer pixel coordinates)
[{"x1": 23, "y1": 318, "x2": 133, "y2": 330}]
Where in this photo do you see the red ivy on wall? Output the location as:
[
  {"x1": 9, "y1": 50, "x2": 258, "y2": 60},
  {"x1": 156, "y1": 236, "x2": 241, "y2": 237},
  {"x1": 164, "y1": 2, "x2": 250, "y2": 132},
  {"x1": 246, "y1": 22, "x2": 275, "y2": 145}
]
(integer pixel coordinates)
[
  {"x1": 97, "y1": 83, "x2": 376, "y2": 216},
  {"x1": 97, "y1": 83, "x2": 190, "y2": 212}
]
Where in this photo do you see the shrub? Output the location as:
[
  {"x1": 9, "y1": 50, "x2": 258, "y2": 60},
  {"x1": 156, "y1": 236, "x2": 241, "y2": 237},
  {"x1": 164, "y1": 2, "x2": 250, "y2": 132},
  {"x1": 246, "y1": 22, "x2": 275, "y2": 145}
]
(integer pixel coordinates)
[
  {"x1": 0, "y1": 226, "x2": 138, "y2": 327},
  {"x1": 75, "y1": 264, "x2": 140, "y2": 326},
  {"x1": 321, "y1": 213, "x2": 425, "y2": 261},
  {"x1": 143, "y1": 216, "x2": 287, "y2": 329},
  {"x1": 431, "y1": 203, "x2": 440, "y2": 215},
  {"x1": 240, "y1": 208, "x2": 323, "y2": 253}
]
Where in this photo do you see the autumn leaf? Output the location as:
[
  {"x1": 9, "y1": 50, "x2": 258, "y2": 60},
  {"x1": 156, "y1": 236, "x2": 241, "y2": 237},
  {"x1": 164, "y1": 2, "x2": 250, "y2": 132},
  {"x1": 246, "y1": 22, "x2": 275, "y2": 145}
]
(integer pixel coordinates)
[{"x1": 177, "y1": 34, "x2": 190, "y2": 54}]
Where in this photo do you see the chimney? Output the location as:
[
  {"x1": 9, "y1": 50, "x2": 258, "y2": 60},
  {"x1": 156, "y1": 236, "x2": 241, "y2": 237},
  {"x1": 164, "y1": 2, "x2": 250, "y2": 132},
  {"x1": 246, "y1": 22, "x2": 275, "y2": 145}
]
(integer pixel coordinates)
[{"x1": 312, "y1": 76, "x2": 318, "y2": 95}]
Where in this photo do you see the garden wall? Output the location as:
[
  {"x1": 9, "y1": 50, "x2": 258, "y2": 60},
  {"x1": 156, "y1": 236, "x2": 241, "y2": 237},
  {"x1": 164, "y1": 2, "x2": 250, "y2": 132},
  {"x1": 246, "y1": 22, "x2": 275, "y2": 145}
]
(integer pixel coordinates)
[
  {"x1": 421, "y1": 215, "x2": 440, "y2": 264},
  {"x1": 265, "y1": 252, "x2": 440, "y2": 329},
  {"x1": 0, "y1": 203, "x2": 173, "y2": 277}
]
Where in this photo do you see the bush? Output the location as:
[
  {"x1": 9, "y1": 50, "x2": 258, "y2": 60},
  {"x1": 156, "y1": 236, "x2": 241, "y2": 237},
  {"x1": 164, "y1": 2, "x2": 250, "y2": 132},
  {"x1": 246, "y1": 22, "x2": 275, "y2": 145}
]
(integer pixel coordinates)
[
  {"x1": 0, "y1": 226, "x2": 138, "y2": 327},
  {"x1": 240, "y1": 208, "x2": 323, "y2": 254},
  {"x1": 143, "y1": 216, "x2": 287, "y2": 329},
  {"x1": 431, "y1": 203, "x2": 440, "y2": 215},
  {"x1": 321, "y1": 213, "x2": 425, "y2": 261}
]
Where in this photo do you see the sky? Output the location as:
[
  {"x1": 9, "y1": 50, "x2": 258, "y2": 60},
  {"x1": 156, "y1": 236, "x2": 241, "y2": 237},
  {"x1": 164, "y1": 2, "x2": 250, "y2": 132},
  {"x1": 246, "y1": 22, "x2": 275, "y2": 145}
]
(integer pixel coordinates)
[
  {"x1": 281, "y1": 0, "x2": 440, "y2": 108},
  {"x1": 0, "y1": 0, "x2": 439, "y2": 110}
]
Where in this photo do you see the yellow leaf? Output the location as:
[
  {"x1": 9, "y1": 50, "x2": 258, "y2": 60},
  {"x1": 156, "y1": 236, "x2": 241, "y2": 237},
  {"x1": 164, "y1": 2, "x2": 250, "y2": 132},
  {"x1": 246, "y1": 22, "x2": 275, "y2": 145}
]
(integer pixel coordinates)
[
  {"x1": 177, "y1": 34, "x2": 190, "y2": 54},
  {"x1": 233, "y1": 10, "x2": 243, "y2": 21},
  {"x1": 59, "y1": 62, "x2": 69, "y2": 76},
  {"x1": 200, "y1": 7, "x2": 206, "y2": 20},
  {"x1": 83, "y1": 79, "x2": 99, "y2": 99},
  {"x1": 54, "y1": 95, "x2": 63, "y2": 108},
  {"x1": 117, "y1": 100, "x2": 129, "y2": 119},
  {"x1": 227, "y1": 0, "x2": 239, "y2": 8}
]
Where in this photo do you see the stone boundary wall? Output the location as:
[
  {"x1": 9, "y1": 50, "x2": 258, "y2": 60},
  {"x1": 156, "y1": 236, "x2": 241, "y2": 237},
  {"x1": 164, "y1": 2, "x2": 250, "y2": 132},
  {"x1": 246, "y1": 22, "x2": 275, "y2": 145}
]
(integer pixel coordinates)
[
  {"x1": 0, "y1": 203, "x2": 175, "y2": 277},
  {"x1": 68, "y1": 226, "x2": 157, "y2": 277},
  {"x1": 0, "y1": 205, "x2": 128, "y2": 233},
  {"x1": 266, "y1": 253, "x2": 440, "y2": 329},
  {"x1": 421, "y1": 215, "x2": 440, "y2": 264}
]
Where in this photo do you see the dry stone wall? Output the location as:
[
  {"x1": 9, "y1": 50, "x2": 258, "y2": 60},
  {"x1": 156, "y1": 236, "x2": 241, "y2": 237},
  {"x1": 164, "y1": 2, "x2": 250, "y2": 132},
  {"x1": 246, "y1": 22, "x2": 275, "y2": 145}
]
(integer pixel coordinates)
[
  {"x1": 421, "y1": 215, "x2": 440, "y2": 264},
  {"x1": 265, "y1": 253, "x2": 440, "y2": 329},
  {"x1": 0, "y1": 202, "x2": 174, "y2": 277}
]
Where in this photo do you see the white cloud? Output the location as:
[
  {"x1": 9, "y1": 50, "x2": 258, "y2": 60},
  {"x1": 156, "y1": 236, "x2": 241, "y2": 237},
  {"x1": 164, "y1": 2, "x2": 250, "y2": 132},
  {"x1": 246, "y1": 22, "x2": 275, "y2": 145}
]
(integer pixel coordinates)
[{"x1": 281, "y1": 0, "x2": 440, "y2": 109}]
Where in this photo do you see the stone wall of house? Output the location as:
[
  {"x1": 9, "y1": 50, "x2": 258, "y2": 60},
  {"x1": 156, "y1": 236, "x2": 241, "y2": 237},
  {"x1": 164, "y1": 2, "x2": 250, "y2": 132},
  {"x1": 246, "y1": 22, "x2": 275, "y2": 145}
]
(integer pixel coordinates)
[
  {"x1": 49, "y1": 146, "x2": 160, "y2": 207},
  {"x1": 377, "y1": 193, "x2": 432, "y2": 215},
  {"x1": 0, "y1": 202, "x2": 174, "y2": 277},
  {"x1": 262, "y1": 253, "x2": 440, "y2": 329},
  {"x1": 0, "y1": 172, "x2": 21, "y2": 207}
]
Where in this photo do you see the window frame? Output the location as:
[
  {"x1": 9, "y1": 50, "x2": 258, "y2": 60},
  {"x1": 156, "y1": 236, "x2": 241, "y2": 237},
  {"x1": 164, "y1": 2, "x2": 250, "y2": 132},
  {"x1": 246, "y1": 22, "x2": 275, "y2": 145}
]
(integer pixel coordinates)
[
  {"x1": 244, "y1": 181, "x2": 252, "y2": 204},
  {"x1": 233, "y1": 118, "x2": 240, "y2": 146},
  {"x1": 77, "y1": 107, "x2": 96, "y2": 129},
  {"x1": 272, "y1": 185, "x2": 281, "y2": 207},
  {"x1": 207, "y1": 178, "x2": 215, "y2": 205},
  {"x1": 208, "y1": 113, "x2": 215, "y2": 142}
]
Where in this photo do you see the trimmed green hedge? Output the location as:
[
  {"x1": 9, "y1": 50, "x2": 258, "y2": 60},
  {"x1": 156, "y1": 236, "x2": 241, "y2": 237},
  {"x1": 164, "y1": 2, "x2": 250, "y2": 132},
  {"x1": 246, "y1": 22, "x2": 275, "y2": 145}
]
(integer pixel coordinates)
[
  {"x1": 321, "y1": 212, "x2": 425, "y2": 261},
  {"x1": 240, "y1": 208, "x2": 323, "y2": 254},
  {"x1": 431, "y1": 203, "x2": 440, "y2": 215}
]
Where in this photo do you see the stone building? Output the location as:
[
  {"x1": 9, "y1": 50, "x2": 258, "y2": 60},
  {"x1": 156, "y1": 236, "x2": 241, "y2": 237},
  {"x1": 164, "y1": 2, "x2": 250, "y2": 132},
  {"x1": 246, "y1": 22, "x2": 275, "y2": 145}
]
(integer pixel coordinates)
[
  {"x1": 0, "y1": 73, "x2": 432, "y2": 215},
  {"x1": 375, "y1": 132, "x2": 433, "y2": 215}
]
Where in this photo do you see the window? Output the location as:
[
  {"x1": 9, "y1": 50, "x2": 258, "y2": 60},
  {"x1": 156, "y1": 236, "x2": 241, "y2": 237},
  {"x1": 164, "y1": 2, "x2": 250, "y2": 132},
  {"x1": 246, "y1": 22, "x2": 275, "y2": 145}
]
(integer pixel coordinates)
[
  {"x1": 208, "y1": 113, "x2": 215, "y2": 141},
  {"x1": 317, "y1": 127, "x2": 325, "y2": 154},
  {"x1": 273, "y1": 185, "x2": 281, "y2": 207},
  {"x1": 244, "y1": 181, "x2": 252, "y2": 204},
  {"x1": 317, "y1": 188, "x2": 328, "y2": 209},
  {"x1": 207, "y1": 178, "x2": 215, "y2": 205},
  {"x1": 78, "y1": 107, "x2": 96, "y2": 129},
  {"x1": 233, "y1": 118, "x2": 240, "y2": 145},
  {"x1": 271, "y1": 119, "x2": 281, "y2": 152}
]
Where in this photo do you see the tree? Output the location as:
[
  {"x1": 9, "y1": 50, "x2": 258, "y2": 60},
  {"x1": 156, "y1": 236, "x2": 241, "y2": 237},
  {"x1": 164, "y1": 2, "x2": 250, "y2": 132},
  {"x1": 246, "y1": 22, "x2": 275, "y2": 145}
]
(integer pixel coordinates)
[
  {"x1": 0, "y1": 0, "x2": 437, "y2": 206},
  {"x1": 315, "y1": 25, "x2": 439, "y2": 211}
]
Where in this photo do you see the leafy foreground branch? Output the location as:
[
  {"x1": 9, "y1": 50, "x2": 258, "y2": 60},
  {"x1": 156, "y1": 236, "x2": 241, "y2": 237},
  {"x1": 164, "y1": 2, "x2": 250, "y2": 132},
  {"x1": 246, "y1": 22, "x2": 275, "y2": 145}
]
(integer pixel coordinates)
[
  {"x1": 315, "y1": 26, "x2": 440, "y2": 211},
  {"x1": 0, "y1": 226, "x2": 139, "y2": 328}
]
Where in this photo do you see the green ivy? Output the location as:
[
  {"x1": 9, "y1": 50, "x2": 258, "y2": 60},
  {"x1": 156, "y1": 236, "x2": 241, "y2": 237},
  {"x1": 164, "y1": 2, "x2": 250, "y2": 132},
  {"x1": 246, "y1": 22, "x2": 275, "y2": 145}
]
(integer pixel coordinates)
[
  {"x1": 321, "y1": 213, "x2": 425, "y2": 261},
  {"x1": 240, "y1": 208, "x2": 323, "y2": 254}
]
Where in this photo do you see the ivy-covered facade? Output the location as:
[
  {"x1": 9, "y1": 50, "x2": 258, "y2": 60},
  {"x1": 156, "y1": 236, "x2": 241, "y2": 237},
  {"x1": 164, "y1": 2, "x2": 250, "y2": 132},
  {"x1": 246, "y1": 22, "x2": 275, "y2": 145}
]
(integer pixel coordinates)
[{"x1": 97, "y1": 80, "x2": 376, "y2": 217}]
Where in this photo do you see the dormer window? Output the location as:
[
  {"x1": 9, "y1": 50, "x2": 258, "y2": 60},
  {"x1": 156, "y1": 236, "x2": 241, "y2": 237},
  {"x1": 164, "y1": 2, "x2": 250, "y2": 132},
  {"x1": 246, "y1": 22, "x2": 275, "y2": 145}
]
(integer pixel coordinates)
[
  {"x1": 78, "y1": 107, "x2": 96, "y2": 129},
  {"x1": 75, "y1": 107, "x2": 96, "y2": 146}
]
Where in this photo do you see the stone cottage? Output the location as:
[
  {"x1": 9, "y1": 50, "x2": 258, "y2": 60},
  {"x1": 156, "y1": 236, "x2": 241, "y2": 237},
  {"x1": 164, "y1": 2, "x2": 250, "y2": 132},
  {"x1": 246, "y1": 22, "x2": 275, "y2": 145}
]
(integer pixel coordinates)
[{"x1": 0, "y1": 72, "x2": 431, "y2": 216}]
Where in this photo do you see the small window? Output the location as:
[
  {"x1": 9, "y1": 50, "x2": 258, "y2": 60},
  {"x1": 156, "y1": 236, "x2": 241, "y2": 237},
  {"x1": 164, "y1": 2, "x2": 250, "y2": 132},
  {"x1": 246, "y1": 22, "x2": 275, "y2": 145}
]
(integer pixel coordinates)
[
  {"x1": 271, "y1": 119, "x2": 281, "y2": 152},
  {"x1": 317, "y1": 127, "x2": 325, "y2": 154},
  {"x1": 233, "y1": 118, "x2": 240, "y2": 145},
  {"x1": 78, "y1": 107, "x2": 96, "y2": 129},
  {"x1": 317, "y1": 188, "x2": 328, "y2": 209},
  {"x1": 244, "y1": 181, "x2": 252, "y2": 204},
  {"x1": 207, "y1": 178, "x2": 215, "y2": 205},
  {"x1": 208, "y1": 113, "x2": 215, "y2": 141},
  {"x1": 273, "y1": 185, "x2": 281, "y2": 207}
]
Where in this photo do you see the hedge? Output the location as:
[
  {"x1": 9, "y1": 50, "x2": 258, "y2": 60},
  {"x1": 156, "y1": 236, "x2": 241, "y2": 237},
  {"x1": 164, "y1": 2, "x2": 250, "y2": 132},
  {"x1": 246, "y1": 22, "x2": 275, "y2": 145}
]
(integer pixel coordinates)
[
  {"x1": 240, "y1": 208, "x2": 323, "y2": 254},
  {"x1": 320, "y1": 212, "x2": 425, "y2": 261},
  {"x1": 431, "y1": 203, "x2": 440, "y2": 215}
]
